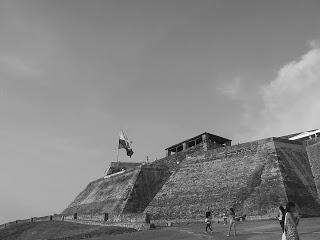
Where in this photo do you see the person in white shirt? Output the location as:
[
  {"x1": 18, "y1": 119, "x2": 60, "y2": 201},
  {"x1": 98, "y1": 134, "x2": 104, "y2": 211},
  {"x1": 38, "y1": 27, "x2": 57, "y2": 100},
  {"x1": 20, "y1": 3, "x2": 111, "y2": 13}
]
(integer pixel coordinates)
[{"x1": 278, "y1": 205, "x2": 286, "y2": 232}]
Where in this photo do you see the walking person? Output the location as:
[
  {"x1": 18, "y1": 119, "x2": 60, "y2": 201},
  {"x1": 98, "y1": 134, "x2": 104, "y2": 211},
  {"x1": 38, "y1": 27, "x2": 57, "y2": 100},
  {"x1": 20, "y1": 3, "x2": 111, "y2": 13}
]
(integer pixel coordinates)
[
  {"x1": 223, "y1": 212, "x2": 228, "y2": 225},
  {"x1": 278, "y1": 205, "x2": 286, "y2": 232},
  {"x1": 205, "y1": 217, "x2": 213, "y2": 232},
  {"x1": 284, "y1": 202, "x2": 300, "y2": 240},
  {"x1": 227, "y1": 208, "x2": 236, "y2": 237},
  {"x1": 205, "y1": 207, "x2": 213, "y2": 233}
]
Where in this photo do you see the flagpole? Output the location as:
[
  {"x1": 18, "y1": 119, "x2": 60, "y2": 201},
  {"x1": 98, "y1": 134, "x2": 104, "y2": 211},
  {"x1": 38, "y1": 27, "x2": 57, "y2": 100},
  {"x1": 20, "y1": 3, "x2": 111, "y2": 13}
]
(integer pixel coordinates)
[
  {"x1": 116, "y1": 146, "x2": 119, "y2": 162},
  {"x1": 117, "y1": 130, "x2": 120, "y2": 163}
]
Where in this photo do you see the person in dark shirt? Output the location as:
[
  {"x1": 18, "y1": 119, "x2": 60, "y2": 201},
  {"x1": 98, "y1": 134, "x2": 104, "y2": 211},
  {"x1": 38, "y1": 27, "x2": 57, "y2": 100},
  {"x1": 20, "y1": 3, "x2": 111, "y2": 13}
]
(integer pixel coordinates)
[
  {"x1": 205, "y1": 207, "x2": 213, "y2": 232},
  {"x1": 206, "y1": 207, "x2": 211, "y2": 218}
]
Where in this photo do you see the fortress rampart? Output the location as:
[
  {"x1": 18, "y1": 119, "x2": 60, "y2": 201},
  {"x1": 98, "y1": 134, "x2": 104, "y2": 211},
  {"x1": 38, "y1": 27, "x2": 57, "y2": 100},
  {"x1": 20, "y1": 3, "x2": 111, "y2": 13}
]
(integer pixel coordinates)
[
  {"x1": 2, "y1": 129, "x2": 320, "y2": 229},
  {"x1": 61, "y1": 131, "x2": 320, "y2": 223}
]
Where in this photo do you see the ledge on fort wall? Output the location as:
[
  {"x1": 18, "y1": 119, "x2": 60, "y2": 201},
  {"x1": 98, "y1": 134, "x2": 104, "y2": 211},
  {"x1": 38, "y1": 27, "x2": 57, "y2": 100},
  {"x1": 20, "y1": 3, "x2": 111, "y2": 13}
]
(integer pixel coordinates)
[
  {"x1": 0, "y1": 213, "x2": 150, "y2": 231},
  {"x1": 57, "y1": 213, "x2": 151, "y2": 230},
  {"x1": 304, "y1": 137, "x2": 320, "y2": 146},
  {"x1": 273, "y1": 137, "x2": 303, "y2": 145},
  {"x1": 0, "y1": 214, "x2": 65, "y2": 230},
  {"x1": 186, "y1": 137, "x2": 304, "y2": 159}
]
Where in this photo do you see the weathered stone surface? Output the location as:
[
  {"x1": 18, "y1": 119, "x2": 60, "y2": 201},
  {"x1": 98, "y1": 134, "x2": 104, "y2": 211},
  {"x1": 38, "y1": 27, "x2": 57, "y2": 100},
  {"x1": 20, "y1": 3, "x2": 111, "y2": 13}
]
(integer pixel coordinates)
[
  {"x1": 62, "y1": 168, "x2": 141, "y2": 215},
  {"x1": 275, "y1": 139, "x2": 320, "y2": 216},
  {"x1": 123, "y1": 167, "x2": 171, "y2": 213},
  {"x1": 62, "y1": 166, "x2": 170, "y2": 216},
  {"x1": 306, "y1": 138, "x2": 320, "y2": 199},
  {"x1": 145, "y1": 138, "x2": 320, "y2": 221},
  {"x1": 145, "y1": 139, "x2": 286, "y2": 220}
]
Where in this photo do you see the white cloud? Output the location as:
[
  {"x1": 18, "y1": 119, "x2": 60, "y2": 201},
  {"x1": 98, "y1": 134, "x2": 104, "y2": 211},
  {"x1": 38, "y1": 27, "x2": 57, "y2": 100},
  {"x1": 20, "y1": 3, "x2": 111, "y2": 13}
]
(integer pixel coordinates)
[
  {"x1": 217, "y1": 77, "x2": 243, "y2": 99},
  {"x1": 243, "y1": 44, "x2": 320, "y2": 139}
]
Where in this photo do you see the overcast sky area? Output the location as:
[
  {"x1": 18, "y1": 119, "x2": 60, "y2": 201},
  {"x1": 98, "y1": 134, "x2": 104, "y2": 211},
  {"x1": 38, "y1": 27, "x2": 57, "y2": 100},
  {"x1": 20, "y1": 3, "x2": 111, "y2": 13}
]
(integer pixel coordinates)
[{"x1": 1, "y1": 0, "x2": 320, "y2": 224}]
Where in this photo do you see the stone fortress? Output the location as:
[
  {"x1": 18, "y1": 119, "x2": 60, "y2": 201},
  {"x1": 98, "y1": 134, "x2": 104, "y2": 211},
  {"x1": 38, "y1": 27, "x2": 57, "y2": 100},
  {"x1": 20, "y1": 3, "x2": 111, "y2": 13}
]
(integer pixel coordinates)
[{"x1": 62, "y1": 129, "x2": 320, "y2": 222}]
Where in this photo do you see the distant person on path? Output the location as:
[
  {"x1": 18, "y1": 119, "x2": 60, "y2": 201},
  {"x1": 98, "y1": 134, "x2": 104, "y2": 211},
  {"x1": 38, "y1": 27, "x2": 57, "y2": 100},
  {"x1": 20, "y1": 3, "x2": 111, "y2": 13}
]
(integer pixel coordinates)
[
  {"x1": 278, "y1": 205, "x2": 286, "y2": 232},
  {"x1": 227, "y1": 208, "x2": 236, "y2": 237},
  {"x1": 205, "y1": 207, "x2": 213, "y2": 232},
  {"x1": 284, "y1": 202, "x2": 300, "y2": 240},
  {"x1": 223, "y1": 212, "x2": 228, "y2": 225}
]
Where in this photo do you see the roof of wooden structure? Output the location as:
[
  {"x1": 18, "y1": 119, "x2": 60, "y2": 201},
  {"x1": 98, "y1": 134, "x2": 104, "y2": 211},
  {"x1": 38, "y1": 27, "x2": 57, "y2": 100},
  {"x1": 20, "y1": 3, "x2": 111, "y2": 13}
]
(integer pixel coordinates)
[{"x1": 165, "y1": 132, "x2": 231, "y2": 150}]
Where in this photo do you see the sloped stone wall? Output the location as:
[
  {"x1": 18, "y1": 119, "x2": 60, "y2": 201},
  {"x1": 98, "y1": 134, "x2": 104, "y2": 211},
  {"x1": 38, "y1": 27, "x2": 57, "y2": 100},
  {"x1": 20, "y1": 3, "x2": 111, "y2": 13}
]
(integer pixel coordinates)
[
  {"x1": 145, "y1": 138, "x2": 288, "y2": 220},
  {"x1": 62, "y1": 166, "x2": 170, "y2": 216},
  {"x1": 123, "y1": 167, "x2": 171, "y2": 213},
  {"x1": 62, "y1": 168, "x2": 141, "y2": 215},
  {"x1": 106, "y1": 162, "x2": 142, "y2": 175},
  {"x1": 306, "y1": 139, "x2": 320, "y2": 199},
  {"x1": 275, "y1": 139, "x2": 320, "y2": 216}
]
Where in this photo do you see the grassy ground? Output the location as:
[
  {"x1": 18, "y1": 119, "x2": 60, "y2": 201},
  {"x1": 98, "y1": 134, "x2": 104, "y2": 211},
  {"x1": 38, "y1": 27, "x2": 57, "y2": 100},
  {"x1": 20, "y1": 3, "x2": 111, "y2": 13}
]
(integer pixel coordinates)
[
  {"x1": 0, "y1": 221, "x2": 136, "y2": 240},
  {"x1": 92, "y1": 217, "x2": 320, "y2": 240},
  {"x1": 1, "y1": 217, "x2": 319, "y2": 240}
]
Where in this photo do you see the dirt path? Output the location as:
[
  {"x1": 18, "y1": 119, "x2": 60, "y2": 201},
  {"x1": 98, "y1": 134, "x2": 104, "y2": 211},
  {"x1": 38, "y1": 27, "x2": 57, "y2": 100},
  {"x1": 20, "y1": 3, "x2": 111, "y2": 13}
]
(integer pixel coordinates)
[{"x1": 97, "y1": 218, "x2": 320, "y2": 240}]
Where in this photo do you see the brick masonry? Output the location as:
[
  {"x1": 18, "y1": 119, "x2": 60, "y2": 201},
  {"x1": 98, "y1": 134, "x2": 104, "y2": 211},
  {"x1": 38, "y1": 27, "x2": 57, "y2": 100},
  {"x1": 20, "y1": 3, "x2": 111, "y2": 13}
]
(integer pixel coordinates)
[
  {"x1": 62, "y1": 168, "x2": 141, "y2": 215},
  {"x1": 274, "y1": 139, "x2": 320, "y2": 216},
  {"x1": 62, "y1": 166, "x2": 170, "y2": 216},
  {"x1": 123, "y1": 167, "x2": 171, "y2": 213},
  {"x1": 306, "y1": 138, "x2": 320, "y2": 199}
]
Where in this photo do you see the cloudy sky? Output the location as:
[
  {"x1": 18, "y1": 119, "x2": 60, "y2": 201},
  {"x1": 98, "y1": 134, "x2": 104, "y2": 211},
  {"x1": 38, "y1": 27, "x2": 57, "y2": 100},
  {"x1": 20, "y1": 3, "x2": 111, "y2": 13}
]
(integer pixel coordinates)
[{"x1": 1, "y1": 0, "x2": 320, "y2": 224}]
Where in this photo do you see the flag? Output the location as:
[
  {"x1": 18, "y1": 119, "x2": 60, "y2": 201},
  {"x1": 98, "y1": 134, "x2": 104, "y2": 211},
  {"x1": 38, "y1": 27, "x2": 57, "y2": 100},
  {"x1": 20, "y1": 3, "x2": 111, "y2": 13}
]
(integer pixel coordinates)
[{"x1": 118, "y1": 130, "x2": 134, "y2": 157}]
